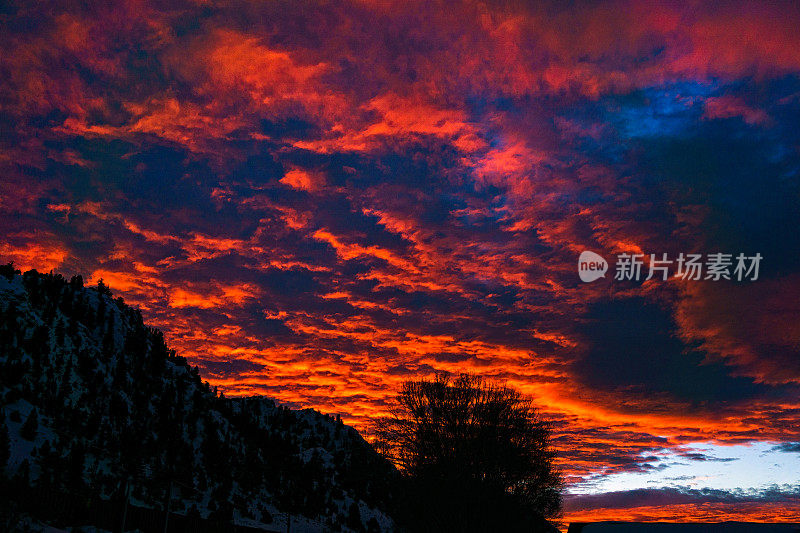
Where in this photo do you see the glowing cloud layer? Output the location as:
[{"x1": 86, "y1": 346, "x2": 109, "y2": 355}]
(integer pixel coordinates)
[{"x1": 2, "y1": 0, "x2": 800, "y2": 522}]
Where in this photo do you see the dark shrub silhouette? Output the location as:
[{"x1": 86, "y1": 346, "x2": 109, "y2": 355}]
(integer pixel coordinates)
[{"x1": 377, "y1": 373, "x2": 561, "y2": 532}]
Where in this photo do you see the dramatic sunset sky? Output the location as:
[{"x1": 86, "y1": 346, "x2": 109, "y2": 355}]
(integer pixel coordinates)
[{"x1": 2, "y1": 0, "x2": 800, "y2": 524}]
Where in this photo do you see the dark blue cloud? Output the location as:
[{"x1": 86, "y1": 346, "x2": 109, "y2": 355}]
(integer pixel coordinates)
[{"x1": 573, "y1": 297, "x2": 770, "y2": 405}]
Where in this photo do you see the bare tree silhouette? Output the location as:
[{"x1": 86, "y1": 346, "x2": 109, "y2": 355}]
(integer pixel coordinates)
[{"x1": 377, "y1": 373, "x2": 561, "y2": 532}]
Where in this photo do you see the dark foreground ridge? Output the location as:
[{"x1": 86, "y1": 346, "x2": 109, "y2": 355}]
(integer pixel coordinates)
[{"x1": 0, "y1": 265, "x2": 398, "y2": 532}]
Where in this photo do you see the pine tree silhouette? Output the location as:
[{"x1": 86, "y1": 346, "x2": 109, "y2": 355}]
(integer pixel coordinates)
[
  {"x1": 20, "y1": 408, "x2": 38, "y2": 441},
  {"x1": 0, "y1": 411, "x2": 10, "y2": 471}
]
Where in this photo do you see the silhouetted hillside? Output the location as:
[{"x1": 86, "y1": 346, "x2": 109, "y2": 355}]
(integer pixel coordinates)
[{"x1": 0, "y1": 264, "x2": 398, "y2": 532}]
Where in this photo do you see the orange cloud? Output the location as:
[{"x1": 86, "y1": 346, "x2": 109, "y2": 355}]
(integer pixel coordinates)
[
  {"x1": 280, "y1": 168, "x2": 326, "y2": 191},
  {"x1": 168, "y1": 282, "x2": 261, "y2": 309}
]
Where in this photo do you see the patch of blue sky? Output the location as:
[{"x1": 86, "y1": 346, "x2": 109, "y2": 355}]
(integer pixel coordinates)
[
  {"x1": 606, "y1": 81, "x2": 718, "y2": 139},
  {"x1": 568, "y1": 441, "x2": 800, "y2": 495}
]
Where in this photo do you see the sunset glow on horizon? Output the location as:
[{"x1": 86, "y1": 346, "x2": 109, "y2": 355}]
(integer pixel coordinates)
[{"x1": 2, "y1": 0, "x2": 800, "y2": 524}]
